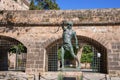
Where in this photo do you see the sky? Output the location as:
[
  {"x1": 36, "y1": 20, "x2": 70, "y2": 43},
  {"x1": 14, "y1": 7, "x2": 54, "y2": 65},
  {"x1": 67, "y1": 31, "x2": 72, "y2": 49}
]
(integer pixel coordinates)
[{"x1": 56, "y1": 0, "x2": 120, "y2": 10}]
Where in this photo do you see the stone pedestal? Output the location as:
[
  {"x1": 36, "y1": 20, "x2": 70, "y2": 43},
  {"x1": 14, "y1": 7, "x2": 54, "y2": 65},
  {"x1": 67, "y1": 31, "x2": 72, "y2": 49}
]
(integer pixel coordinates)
[
  {"x1": 39, "y1": 71, "x2": 82, "y2": 80},
  {"x1": 62, "y1": 72, "x2": 82, "y2": 80}
]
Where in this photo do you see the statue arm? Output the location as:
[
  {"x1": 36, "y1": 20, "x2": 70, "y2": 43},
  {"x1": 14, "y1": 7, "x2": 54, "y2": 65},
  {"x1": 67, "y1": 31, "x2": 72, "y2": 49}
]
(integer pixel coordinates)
[
  {"x1": 62, "y1": 25, "x2": 65, "y2": 30},
  {"x1": 61, "y1": 22, "x2": 66, "y2": 31},
  {"x1": 74, "y1": 32, "x2": 79, "y2": 48}
]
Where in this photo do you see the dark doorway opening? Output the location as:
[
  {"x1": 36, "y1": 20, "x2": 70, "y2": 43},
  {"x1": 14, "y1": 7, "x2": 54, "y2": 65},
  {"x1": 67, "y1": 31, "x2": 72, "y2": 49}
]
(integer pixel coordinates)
[
  {"x1": 0, "y1": 36, "x2": 27, "y2": 72},
  {"x1": 46, "y1": 36, "x2": 108, "y2": 73}
]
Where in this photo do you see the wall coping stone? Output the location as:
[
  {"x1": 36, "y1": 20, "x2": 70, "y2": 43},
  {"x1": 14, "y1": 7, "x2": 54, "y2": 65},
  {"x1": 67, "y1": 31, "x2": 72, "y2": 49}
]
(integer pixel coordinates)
[{"x1": 0, "y1": 8, "x2": 120, "y2": 26}]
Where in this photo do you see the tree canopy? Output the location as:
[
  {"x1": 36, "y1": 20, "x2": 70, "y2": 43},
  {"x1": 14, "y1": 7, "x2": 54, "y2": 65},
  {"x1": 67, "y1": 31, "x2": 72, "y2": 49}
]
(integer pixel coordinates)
[
  {"x1": 9, "y1": 44, "x2": 26, "y2": 54},
  {"x1": 80, "y1": 45, "x2": 94, "y2": 63},
  {"x1": 29, "y1": 0, "x2": 60, "y2": 10}
]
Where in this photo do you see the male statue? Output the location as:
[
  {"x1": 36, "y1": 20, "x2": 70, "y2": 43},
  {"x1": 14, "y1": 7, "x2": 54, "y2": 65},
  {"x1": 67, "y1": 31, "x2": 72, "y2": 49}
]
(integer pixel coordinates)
[{"x1": 61, "y1": 21, "x2": 80, "y2": 70}]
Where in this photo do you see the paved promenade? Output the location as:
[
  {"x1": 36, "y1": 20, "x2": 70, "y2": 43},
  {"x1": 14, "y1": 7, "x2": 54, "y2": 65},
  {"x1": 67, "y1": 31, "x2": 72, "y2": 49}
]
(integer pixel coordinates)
[{"x1": 0, "y1": 71, "x2": 120, "y2": 80}]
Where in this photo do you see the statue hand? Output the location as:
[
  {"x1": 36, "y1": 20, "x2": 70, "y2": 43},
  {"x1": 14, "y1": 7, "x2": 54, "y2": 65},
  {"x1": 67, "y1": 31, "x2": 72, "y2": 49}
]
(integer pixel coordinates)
[{"x1": 76, "y1": 45, "x2": 79, "y2": 49}]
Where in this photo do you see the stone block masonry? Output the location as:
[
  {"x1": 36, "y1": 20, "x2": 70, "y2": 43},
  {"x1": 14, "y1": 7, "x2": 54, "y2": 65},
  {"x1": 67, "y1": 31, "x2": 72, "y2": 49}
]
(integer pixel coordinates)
[
  {"x1": 0, "y1": 8, "x2": 120, "y2": 26},
  {"x1": 0, "y1": 0, "x2": 29, "y2": 10},
  {"x1": 0, "y1": 9, "x2": 120, "y2": 76}
]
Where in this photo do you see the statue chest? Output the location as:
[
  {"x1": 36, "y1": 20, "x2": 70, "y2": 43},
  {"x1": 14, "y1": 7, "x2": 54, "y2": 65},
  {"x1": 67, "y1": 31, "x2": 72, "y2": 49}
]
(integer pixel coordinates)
[{"x1": 63, "y1": 30, "x2": 73, "y2": 39}]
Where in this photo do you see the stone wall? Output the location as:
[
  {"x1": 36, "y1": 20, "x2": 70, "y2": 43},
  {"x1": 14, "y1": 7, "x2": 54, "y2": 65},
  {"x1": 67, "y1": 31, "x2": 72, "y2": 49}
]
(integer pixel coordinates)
[
  {"x1": 0, "y1": 9, "x2": 120, "y2": 75},
  {"x1": 0, "y1": 0, "x2": 29, "y2": 10},
  {"x1": 0, "y1": 8, "x2": 120, "y2": 25}
]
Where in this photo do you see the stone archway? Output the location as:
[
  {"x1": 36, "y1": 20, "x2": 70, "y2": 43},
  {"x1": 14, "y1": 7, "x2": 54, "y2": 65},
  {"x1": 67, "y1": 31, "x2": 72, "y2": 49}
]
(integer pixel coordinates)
[
  {"x1": 45, "y1": 35, "x2": 108, "y2": 73},
  {"x1": 0, "y1": 35, "x2": 27, "y2": 71},
  {"x1": 77, "y1": 36, "x2": 108, "y2": 73}
]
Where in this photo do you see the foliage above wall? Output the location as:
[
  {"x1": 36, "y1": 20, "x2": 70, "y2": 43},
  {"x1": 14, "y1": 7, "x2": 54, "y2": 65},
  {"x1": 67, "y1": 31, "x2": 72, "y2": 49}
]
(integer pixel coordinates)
[{"x1": 29, "y1": 0, "x2": 60, "y2": 10}]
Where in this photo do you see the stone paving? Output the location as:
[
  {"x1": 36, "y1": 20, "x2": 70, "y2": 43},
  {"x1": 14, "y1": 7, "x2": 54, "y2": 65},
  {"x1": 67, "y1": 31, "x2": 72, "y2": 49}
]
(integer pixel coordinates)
[
  {"x1": 82, "y1": 72, "x2": 120, "y2": 80},
  {"x1": 0, "y1": 71, "x2": 28, "y2": 80},
  {"x1": 0, "y1": 71, "x2": 120, "y2": 80}
]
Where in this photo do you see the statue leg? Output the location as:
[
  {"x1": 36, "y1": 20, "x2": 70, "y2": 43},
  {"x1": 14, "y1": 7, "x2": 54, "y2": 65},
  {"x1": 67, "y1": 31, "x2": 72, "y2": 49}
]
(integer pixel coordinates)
[
  {"x1": 70, "y1": 47, "x2": 80, "y2": 68},
  {"x1": 61, "y1": 46, "x2": 65, "y2": 69}
]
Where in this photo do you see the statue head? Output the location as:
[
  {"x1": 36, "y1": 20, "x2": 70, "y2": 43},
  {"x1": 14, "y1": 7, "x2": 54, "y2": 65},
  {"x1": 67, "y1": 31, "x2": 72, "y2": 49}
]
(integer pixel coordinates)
[{"x1": 66, "y1": 21, "x2": 73, "y2": 29}]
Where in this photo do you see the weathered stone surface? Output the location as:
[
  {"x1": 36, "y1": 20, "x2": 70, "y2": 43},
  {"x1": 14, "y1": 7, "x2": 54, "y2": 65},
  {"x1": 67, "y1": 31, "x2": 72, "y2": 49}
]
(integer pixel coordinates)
[
  {"x1": 0, "y1": 9, "x2": 120, "y2": 26},
  {"x1": 0, "y1": 71, "x2": 28, "y2": 80},
  {"x1": 0, "y1": 0, "x2": 29, "y2": 10},
  {"x1": 0, "y1": 9, "x2": 120, "y2": 75},
  {"x1": 110, "y1": 67, "x2": 120, "y2": 70}
]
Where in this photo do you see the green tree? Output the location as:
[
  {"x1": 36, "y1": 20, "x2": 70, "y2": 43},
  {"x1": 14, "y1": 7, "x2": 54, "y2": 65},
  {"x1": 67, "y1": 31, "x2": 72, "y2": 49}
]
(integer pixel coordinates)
[
  {"x1": 81, "y1": 53, "x2": 93, "y2": 63},
  {"x1": 9, "y1": 44, "x2": 25, "y2": 54},
  {"x1": 82, "y1": 45, "x2": 92, "y2": 54},
  {"x1": 80, "y1": 45, "x2": 93, "y2": 63},
  {"x1": 29, "y1": 0, "x2": 60, "y2": 10},
  {"x1": 87, "y1": 53, "x2": 94, "y2": 63},
  {"x1": 9, "y1": 44, "x2": 26, "y2": 69},
  {"x1": 80, "y1": 45, "x2": 93, "y2": 68},
  {"x1": 29, "y1": 0, "x2": 36, "y2": 10}
]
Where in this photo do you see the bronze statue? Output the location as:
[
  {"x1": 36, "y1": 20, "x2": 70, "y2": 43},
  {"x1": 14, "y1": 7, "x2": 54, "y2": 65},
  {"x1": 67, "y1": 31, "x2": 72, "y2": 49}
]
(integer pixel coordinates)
[{"x1": 61, "y1": 21, "x2": 80, "y2": 70}]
